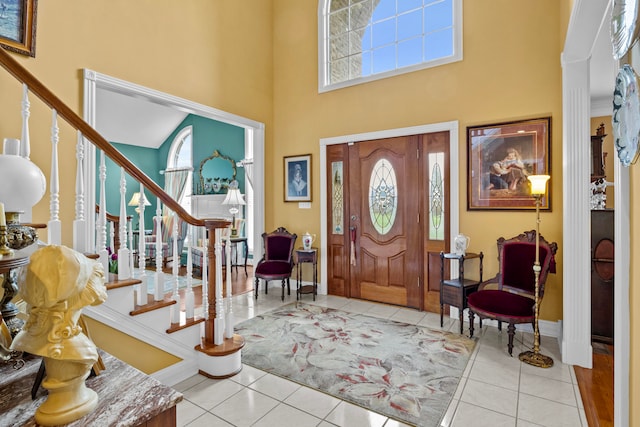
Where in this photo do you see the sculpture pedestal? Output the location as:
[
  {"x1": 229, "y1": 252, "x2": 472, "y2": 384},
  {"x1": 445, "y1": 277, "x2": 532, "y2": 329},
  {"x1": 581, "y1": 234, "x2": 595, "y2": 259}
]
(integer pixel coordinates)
[{"x1": 36, "y1": 359, "x2": 98, "y2": 426}]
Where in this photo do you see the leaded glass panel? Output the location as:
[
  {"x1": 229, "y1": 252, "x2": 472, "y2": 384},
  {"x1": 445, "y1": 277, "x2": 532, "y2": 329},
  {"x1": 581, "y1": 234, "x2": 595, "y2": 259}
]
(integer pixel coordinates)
[
  {"x1": 428, "y1": 152, "x2": 444, "y2": 240},
  {"x1": 369, "y1": 159, "x2": 397, "y2": 235},
  {"x1": 332, "y1": 161, "x2": 344, "y2": 234}
]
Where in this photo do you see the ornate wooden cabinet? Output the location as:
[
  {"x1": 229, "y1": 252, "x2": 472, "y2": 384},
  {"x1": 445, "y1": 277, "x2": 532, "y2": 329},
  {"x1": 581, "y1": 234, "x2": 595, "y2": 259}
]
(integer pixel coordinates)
[{"x1": 591, "y1": 209, "x2": 614, "y2": 343}]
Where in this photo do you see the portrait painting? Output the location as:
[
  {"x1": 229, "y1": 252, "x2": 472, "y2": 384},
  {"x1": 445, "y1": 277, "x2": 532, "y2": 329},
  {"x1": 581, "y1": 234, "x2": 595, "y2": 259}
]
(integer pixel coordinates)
[
  {"x1": 0, "y1": 0, "x2": 37, "y2": 57},
  {"x1": 467, "y1": 117, "x2": 551, "y2": 210},
  {"x1": 284, "y1": 154, "x2": 311, "y2": 202}
]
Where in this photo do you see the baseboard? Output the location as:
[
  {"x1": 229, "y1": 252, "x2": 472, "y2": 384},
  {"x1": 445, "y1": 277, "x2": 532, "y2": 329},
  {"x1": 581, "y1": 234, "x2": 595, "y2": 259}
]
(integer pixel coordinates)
[{"x1": 449, "y1": 308, "x2": 561, "y2": 338}]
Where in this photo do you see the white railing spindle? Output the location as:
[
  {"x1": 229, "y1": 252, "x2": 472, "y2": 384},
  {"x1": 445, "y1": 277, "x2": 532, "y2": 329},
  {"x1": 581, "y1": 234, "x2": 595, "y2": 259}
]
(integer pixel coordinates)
[
  {"x1": 185, "y1": 225, "x2": 195, "y2": 319},
  {"x1": 20, "y1": 83, "x2": 30, "y2": 159},
  {"x1": 170, "y1": 214, "x2": 180, "y2": 324},
  {"x1": 136, "y1": 184, "x2": 148, "y2": 306},
  {"x1": 225, "y1": 233, "x2": 234, "y2": 338},
  {"x1": 97, "y1": 150, "x2": 109, "y2": 275},
  {"x1": 154, "y1": 198, "x2": 164, "y2": 301},
  {"x1": 47, "y1": 109, "x2": 61, "y2": 245},
  {"x1": 117, "y1": 167, "x2": 131, "y2": 280},
  {"x1": 73, "y1": 133, "x2": 87, "y2": 253}
]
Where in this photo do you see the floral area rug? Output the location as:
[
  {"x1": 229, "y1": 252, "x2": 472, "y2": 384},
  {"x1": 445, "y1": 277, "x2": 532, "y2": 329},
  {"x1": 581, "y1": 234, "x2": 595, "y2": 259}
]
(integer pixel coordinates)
[{"x1": 235, "y1": 302, "x2": 476, "y2": 426}]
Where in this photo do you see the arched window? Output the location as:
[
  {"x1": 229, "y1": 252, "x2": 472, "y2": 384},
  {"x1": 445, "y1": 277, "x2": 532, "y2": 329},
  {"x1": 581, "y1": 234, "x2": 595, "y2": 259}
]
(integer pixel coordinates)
[
  {"x1": 166, "y1": 126, "x2": 193, "y2": 214},
  {"x1": 319, "y1": 0, "x2": 462, "y2": 92}
]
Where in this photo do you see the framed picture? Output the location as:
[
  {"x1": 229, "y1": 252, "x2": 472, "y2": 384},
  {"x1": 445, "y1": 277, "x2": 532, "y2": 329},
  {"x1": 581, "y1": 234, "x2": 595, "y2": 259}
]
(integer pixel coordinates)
[
  {"x1": 284, "y1": 154, "x2": 311, "y2": 202},
  {"x1": 0, "y1": 0, "x2": 37, "y2": 57},
  {"x1": 467, "y1": 117, "x2": 551, "y2": 210}
]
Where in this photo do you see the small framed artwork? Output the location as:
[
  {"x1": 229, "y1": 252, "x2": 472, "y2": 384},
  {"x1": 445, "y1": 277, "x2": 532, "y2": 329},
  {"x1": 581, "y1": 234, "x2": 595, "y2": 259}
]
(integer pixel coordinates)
[
  {"x1": 467, "y1": 117, "x2": 551, "y2": 210},
  {"x1": 0, "y1": 0, "x2": 37, "y2": 57},
  {"x1": 284, "y1": 154, "x2": 311, "y2": 202}
]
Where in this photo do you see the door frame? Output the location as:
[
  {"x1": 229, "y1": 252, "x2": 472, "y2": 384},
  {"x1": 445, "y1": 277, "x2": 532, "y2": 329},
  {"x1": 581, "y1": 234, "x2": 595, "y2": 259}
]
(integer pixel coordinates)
[{"x1": 319, "y1": 121, "x2": 460, "y2": 297}]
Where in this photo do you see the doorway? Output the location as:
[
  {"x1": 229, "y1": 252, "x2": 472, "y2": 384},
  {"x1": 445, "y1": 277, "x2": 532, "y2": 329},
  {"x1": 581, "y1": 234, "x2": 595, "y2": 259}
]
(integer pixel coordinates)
[{"x1": 321, "y1": 123, "x2": 459, "y2": 311}]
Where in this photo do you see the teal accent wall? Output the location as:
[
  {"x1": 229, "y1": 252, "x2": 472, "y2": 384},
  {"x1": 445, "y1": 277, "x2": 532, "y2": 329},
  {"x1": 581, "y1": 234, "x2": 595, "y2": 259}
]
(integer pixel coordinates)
[
  {"x1": 158, "y1": 114, "x2": 246, "y2": 194},
  {"x1": 99, "y1": 143, "x2": 162, "y2": 231},
  {"x1": 99, "y1": 114, "x2": 245, "y2": 232}
]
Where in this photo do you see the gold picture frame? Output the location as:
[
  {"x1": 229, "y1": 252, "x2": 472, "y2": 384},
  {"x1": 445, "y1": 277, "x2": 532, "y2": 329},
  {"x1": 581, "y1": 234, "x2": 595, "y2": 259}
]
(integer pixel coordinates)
[
  {"x1": 467, "y1": 117, "x2": 551, "y2": 210},
  {"x1": 0, "y1": 0, "x2": 37, "y2": 57}
]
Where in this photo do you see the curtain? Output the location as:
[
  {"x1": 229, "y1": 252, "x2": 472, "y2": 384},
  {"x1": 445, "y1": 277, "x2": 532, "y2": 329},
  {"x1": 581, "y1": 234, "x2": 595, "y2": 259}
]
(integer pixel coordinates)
[{"x1": 162, "y1": 168, "x2": 190, "y2": 244}]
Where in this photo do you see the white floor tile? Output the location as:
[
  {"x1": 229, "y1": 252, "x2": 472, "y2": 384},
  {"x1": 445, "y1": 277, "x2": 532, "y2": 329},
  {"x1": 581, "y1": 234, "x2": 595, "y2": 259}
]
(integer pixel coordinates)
[
  {"x1": 325, "y1": 401, "x2": 388, "y2": 427},
  {"x1": 229, "y1": 363, "x2": 268, "y2": 386},
  {"x1": 284, "y1": 385, "x2": 342, "y2": 419},
  {"x1": 517, "y1": 393, "x2": 582, "y2": 427},
  {"x1": 450, "y1": 402, "x2": 516, "y2": 427},
  {"x1": 185, "y1": 411, "x2": 234, "y2": 427},
  {"x1": 252, "y1": 402, "x2": 323, "y2": 427},
  {"x1": 176, "y1": 399, "x2": 207, "y2": 427},
  {"x1": 173, "y1": 374, "x2": 207, "y2": 393},
  {"x1": 249, "y1": 372, "x2": 301, "y2": 401},
  {"x1": 182, "y1": 378, "x2": 244, "y2": 411},
  {"x1": 210, "y1": 388, "x2": 279, "y2": 427},
  {"x1": 468, "y1": 358, "x2": 520, "y2": 391},
  {"x1": 460, "y1": 378, "x2": 518, "y2": 417},
  {"x1": 519, "y1": 372, "x2": 578, "y2": 407}
]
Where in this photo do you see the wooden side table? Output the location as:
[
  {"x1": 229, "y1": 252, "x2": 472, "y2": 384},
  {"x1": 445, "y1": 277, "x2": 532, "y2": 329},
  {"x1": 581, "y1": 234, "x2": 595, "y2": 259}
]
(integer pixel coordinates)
[
  {"x1": 295, "y1": 248, "x2": 317, "y2": 301},
  {"x1": 439, "y1": 251, "x2": 483, "y2": 334}
]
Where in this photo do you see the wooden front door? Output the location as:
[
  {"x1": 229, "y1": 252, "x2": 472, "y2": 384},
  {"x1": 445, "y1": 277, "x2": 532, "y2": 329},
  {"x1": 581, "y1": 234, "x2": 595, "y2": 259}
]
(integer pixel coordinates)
[{"x1": 326, "y1": 132, "x2": 450, "y2": 311}]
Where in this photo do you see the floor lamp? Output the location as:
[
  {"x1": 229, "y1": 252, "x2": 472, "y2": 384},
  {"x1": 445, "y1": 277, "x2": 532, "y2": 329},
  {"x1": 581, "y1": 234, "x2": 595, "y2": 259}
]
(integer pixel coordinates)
[{"x1": 519, "y1": 174, "x2": 554, "y2": 368}]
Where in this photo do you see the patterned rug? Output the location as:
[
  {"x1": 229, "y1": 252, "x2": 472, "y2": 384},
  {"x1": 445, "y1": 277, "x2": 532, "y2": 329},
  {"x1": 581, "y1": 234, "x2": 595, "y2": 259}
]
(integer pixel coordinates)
[{"x1": 235, "y1": 302, "x2": 476, "y2": 426}]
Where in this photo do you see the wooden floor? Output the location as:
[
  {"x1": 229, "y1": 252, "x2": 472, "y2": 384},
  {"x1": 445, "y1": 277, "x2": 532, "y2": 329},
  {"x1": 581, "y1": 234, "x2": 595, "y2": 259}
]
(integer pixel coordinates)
[{"x1": 574, "y1": 343, "x2": 614, "y2": 427}]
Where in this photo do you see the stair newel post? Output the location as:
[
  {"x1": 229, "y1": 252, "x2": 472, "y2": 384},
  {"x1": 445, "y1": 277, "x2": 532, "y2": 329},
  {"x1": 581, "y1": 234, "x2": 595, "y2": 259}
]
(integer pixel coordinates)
[
  {"x1": 184, "y1": 224, "x2": 195, "y2": 319},
  {"x1": 97, "y1": 150, "x2": 109, "y2": 276},
  {"x1": 225, "y1": 233, "x2": 234, "y2": 339},
  {"x1": 136, "y1": 184, "x2": 147, "y2": 306},
  {"x1": 170, "y1": 213, "x2": 180, "y2": 324},
  {"x1": 117, "y1": 167, "x2": 131, "y2": 280},
  {"x1": 48, "y1": 109, "x2": 61, "y2": 244},
  {"x1": 213, "y1": 228, "x2": 225, "y2": 345},
  {"x1": 153, "y1": 199, "x2": 164, "y2": 301}
]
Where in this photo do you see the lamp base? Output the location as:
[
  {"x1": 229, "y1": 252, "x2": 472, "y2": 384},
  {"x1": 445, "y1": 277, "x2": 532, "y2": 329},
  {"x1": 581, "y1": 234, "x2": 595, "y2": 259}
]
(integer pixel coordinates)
[
  {"x1": 518, "y1": 350, "x2": 554, "y2": 368},
  {"x1": 230, "y1": 228, "x2": 238, "y2": 237}
]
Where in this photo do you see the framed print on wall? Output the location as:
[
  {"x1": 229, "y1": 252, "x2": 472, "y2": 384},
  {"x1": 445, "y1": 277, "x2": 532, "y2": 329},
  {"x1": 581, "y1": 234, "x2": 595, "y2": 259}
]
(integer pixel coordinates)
[
  {"x1": 467, "y1": 117, "x2": 551, "y2": 210},
  {"x1": 284, "y1": 154, "x2": 311, "y2": 202},
  {"x1": 0, "y1": 0, "x2": 37, "y2": 57}
]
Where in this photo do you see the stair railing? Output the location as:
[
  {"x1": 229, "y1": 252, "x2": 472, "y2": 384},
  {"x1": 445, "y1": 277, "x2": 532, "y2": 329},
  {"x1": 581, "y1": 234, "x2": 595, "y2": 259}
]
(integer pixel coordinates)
[{"x1": 0, "y1": 47, "x2": 235, "y2": 350}]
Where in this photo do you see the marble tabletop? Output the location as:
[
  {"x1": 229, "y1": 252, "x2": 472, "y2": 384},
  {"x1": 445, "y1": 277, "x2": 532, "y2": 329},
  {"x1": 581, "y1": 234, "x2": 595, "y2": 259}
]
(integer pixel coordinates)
[{"x1": 0, "y1": 350, "x2": 182, "y2": 426}]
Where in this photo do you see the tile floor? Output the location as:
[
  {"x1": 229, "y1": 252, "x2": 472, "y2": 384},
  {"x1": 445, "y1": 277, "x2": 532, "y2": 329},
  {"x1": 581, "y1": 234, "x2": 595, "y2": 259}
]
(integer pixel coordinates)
[{"x1": 173, "y1": 290, "x2": 588, "y2": 427}]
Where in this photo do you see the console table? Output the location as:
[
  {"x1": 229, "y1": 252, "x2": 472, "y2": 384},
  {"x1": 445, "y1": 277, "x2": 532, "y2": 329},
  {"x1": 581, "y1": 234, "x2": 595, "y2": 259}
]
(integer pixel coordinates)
[
  {"x1": 295, "y1": 248, "x2": 317, "y2": 301},
  {"x1": 0, "y1": 349, "x2": 182, "y2": 426},
  {"x1": 439, "y1": 251, "x2": 483, "y2": 334}
]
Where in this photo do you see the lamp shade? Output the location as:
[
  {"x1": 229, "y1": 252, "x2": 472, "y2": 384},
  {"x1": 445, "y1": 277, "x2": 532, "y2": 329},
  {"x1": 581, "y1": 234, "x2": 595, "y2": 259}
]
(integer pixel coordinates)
[
  {"x1": 528, "y1": 175, "x2": 550, "y2": 195},
  {"x1": 0, "y1": 138, "x2": 46, "y2": 213},
  {"x1": 128, "y1": 192, "x2": 151, "y2": 207},
  {"x1": 222, "y1": 180, "x2": 246, "y2": 206}
]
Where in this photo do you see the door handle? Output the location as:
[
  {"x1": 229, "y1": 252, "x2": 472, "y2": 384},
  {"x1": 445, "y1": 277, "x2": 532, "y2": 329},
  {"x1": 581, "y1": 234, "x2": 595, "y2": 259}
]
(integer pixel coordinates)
[{"x1": 350, "y1": 226, "x2": 356, "y2": 266}]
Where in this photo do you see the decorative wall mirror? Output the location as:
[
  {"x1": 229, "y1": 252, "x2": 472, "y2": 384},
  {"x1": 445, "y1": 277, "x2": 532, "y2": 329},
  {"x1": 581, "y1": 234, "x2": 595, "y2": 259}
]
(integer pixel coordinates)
[{"x1": 199, "y1": 149, "x2": 237, "y2": 194}]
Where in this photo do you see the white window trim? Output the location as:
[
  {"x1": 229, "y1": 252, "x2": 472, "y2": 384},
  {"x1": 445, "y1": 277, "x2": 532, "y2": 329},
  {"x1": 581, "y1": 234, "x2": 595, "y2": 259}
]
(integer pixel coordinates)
[{"x1": 318, "y1": 0, "x2": 464, "y2": 93}]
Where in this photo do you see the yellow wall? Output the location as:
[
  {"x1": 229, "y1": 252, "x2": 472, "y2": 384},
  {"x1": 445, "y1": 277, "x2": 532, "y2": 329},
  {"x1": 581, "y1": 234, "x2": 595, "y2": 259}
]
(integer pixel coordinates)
[
  {"x1": 271, "y1": 0, "x2": 565, "y2": 321},
  {"x1": 0, "y1": 0, "x2": 275, "y2": 369}
]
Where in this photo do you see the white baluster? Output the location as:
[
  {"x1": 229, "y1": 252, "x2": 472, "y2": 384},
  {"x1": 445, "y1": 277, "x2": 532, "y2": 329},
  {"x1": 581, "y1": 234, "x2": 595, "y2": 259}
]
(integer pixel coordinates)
[
  {"x1": 225, "y1": 233, "x2": 234, "y2": 338},
  {"x1": 170, "y1": 214, "x2": 180, "y2": 324},
  {"x1": 185, "y1": 225, "x2": 195, "y2": 319},
  {"x1": 117, "y1": 168, "x2": 131, "y2": 280},
  {"x1": 47, "y1": 109, "x2": 61, "y2": 245},
  {"x1": 128, "y1": 219, "x2": 134, "y2": 278},
  {"x1": 97, "y1": 151, "x2": 109, "y2": 276},
  {"x1": 20, "y1": 84, "x2": 30, "y2": 159},
  {"x1": 73, "y1": 132, "x2": 87, "y2": 253},
  {"x1": 136, "y1": 184, "x2": 147, "y2": 306},
  {"x1": 214, "y1": 229, "x2": 225, "y2": 345},
  {"x1": 154, "y1": 199, "x2": 164, "y2": 301}
]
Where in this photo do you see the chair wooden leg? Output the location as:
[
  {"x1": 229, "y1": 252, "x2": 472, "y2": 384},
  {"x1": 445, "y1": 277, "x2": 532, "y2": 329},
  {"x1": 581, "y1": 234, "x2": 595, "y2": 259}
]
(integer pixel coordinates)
[
  {"x1": 468, "y1": 311, "x2": 475, "y2": 338},
  {"x1": 254, "y1": 278, "x2": 259, "y2": 299},
  {"x1": 286, "y1": 278, "x2": 291, "y2": 295},
  {"x1": 498, "y1": 320, "x2": 502, "y2": 332},
  {"x1": 281, "y1": 279, "x2": 285, "y2": 302},
  {"x1": 507, "y1": 323, "x2": 516, "y2": 356}
]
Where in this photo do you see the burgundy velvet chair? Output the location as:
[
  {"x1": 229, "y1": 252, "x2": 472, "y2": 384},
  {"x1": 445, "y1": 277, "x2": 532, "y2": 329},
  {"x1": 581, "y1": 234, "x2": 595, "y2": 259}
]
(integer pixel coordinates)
[
  {"x1": 467, "y1": 230, "x2": 558, "y2": 356},
  {"x1": 254, "y1": 227, "x2": 297, "y2": 301}
]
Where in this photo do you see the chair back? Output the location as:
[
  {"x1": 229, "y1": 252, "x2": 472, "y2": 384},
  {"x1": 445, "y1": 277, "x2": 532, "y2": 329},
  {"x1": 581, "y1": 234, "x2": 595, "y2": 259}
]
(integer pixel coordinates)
[
  {"x1": 497, "y1": 230, "x2": 558, "y2": 298},
  {"x1": 262, "y1": 227, "x2": 297, "y2": 263}
]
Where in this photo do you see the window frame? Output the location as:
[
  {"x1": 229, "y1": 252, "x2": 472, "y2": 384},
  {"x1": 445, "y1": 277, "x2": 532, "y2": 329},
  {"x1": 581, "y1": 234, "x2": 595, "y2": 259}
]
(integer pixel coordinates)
[{"x1": 318, "y1": 0, "x2": 463, "y2": 93}]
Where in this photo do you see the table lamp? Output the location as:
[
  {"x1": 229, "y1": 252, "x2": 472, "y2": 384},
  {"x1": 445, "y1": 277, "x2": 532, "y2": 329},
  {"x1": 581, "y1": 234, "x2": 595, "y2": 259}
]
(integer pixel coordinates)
[
  {"x1": 222, "y1": 180, "x2": 245, "y2": 237},
  {"x1": 128, "y1": 192, "x2": 151, "y2": 213}
]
